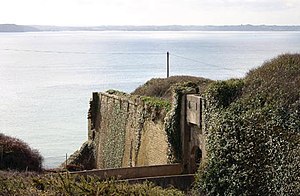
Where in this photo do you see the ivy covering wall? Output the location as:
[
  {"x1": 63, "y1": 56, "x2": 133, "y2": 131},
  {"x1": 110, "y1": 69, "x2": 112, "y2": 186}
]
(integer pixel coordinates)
[
  {"x1": 93, "y1": 91, "x2": 171, "y2": 168},
  {"x1": 102, "y1": 97, "x2": 127, "y2": 168},
  {"x1": 164, "y1": 82, "x2": 199, "y2": 163},
  {"x1": 195, "y1": 54, "x2": 300, "y2": 195}
]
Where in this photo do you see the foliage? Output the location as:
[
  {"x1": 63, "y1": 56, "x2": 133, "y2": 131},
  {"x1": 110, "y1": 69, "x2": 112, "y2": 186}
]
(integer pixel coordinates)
[
  {"x1": 103, "y1": 98, "x2": 127, "y2": 168},
  {"x1": 0, "y1": 134, "x2": 43, "y2": 172},
  {"x1": 244, "y1": 53, "x2": 300, "y2": 106},
  {"x1": 141, "y1": 96, "x2": 171, "y2": 111},
  {"x1": 0, "y1": 171, "x2": 184, "y2": 195},
  {"x1": 132, "y1": 75, "x2": 212, "y2": 100},
  {"x1": 195, "y1": 54, "x2": 300, "y2": 195},
  {"x1": 205, "y1": 79, "x2": 244, "y2": 108},
  {"x1": 106, "y1": 89, "x2": 129, "y2": 97},
  {"x1": 165, "y1": 82, "x2": 199, "y2": 162}
]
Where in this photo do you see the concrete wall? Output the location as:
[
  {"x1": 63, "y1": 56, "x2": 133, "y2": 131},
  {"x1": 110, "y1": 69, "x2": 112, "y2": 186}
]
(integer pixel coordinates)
[
  {"x1": 70, "y1": 164, "x2": 182, "y2": 179},
  {"x1": 82, "y1": 85, "x2": 208, "y2": 174},
  {"x1": 183, "y1": 94, "x2": 207, "y2": 173},
  {"x1": 88, "y1": 92, "x2": 169, "y2": 169},
  {"x1": 70, "y1": 164, "x2": 193, "y2": 191}
]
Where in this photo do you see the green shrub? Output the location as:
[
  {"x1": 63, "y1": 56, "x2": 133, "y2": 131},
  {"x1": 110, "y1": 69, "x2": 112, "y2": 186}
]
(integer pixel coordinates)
[
  {"x1": 205, "y1": 79, "x2": 244, "y2": 108},
  {"x1": 141, "y1": 96, "x2": 171, "y2": 111},
  {"x1": 0, "y1": 171, "x2": 184, "y2": 195},
  {"x1": 0, "y1": 134, "x2": 43, "y2": 172},
  {"x1": 195, "y1": 54, "x2": 300, "y2": 195},
  {"x1": 165, "y1": 82, "x2": 199, "y2": 162},
  {"x1": 106, "y1": 89, "x2": 128, "y2": 97},
  {"x1": 244, "y1": 54, "x2": 300, "y2": 105},
  {"x1": 132, "y1": 75, "x2": 212, "y2": 100}
]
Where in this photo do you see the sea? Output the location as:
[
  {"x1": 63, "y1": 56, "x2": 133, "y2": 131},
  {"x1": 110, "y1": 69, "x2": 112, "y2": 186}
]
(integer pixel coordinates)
[{"x1": 0, "y1": 31, "x2": 299, "y2": 168}]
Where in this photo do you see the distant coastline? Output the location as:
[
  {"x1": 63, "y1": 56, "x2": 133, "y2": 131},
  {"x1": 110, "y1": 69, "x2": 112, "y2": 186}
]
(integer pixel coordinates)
[{"x1": 1, "y1": 24, "x2": 300, "y2": 32}]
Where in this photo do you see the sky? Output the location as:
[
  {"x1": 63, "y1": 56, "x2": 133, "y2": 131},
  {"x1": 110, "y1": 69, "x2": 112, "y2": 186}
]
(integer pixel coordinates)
[{"x1": 0, "y1": 0, "x2": 300, "y2": 26}]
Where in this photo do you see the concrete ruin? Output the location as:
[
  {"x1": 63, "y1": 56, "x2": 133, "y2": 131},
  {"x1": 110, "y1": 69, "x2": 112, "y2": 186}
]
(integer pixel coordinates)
[
  {"x1": 88, "y1": 92, "x2": 169, "y2": 169},
  {"x1": 67, "y1": 84, "x2": 207, "y2": 175}
]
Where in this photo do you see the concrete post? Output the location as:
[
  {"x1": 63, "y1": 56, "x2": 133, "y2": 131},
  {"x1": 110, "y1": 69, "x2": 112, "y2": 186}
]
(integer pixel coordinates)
[{"x1": 180, "y1": 94, "x2": 191, "y2": 173}]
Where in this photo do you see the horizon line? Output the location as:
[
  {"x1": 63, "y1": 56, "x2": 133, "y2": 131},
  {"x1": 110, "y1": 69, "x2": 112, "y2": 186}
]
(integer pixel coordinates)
[{"x1": 2, "y1": 23, "x2": 300, "y2": 27}]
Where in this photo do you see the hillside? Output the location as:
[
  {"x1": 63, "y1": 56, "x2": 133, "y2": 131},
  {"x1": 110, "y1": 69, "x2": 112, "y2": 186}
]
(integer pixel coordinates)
[
  {"x1": 132, "y1": 75, "x2": 212, "y2": 100},
  {"x1": 0, "y1": 24, "x2": 39, "y2": 32},
  {"x1": 2, "y1": 24, "x2": 300, "y2": 32},
  {"x1": 195, "y1": 54, "x2": 300, "y2": 195},
  {"x1": 32, "y1": 24, "x2": 300, "y2": 31}
]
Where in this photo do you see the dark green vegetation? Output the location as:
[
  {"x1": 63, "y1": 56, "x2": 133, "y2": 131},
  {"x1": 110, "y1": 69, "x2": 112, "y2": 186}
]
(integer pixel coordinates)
[
  {"x1": 0, "y1": 134, "x2": 43, "y2": 172},
  {"x1": 102, "y1": 98, "x2": 127, "y2": 169},
  {"x1": 140, "y1": 96, "x2": 171, "y2": 112},
  {"x1": 132, "y1": 75, "x2": 211, "y2": 100},
  {"x1": 107, "y1": 89, "x2": 171, "y2": 111},
  {"x1": 195, "y1": 54, "x2": 300, "y2": 195},
  {"x1": 0, "y1": 171, "x2": 183, "y2": 196},
  {"x1": 164, "y1": 82, "x2": 200, "y2": 163}
]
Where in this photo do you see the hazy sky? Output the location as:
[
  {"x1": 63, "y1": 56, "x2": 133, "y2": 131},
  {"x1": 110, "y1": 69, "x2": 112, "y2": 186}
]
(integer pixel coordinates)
[{"x1": 0, "y1": 0, "x2": 299, "y2": 26}]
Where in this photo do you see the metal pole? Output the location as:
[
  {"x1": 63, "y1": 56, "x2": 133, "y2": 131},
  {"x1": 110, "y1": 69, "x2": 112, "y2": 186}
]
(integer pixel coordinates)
[
  {"x1": 0, "y1": 146, "x2": 3, "y2": 162},
  {"x1": 167, "y1": 51, "x2": 170, "y2": 78},
  {"x1": 65, "y1": 153, "x2": 68, "y2": 169}
]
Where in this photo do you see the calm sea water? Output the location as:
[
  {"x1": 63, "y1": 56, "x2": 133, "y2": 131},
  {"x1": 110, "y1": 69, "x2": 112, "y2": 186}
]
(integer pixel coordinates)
[{"x1": 0, "y1": 31, "x2": 299, "y2": 168}]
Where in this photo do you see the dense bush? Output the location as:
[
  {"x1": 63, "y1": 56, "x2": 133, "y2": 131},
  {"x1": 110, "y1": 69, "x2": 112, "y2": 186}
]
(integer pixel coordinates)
[
  {"x1": 0, "y1": 171, "x2": 184, "y2": 195},
  {"x1": 132, "y1": 75, "x2": 212, "y2": 99},
  {"x1": 0, "y1": 134, "x2": 43, "y2": 171},
  {"x1": 205, "y1": 79, "x2": 244, "y2": 108},
  {"x1": 195, "y1": 54, "x2": 300, "y2": 195}
]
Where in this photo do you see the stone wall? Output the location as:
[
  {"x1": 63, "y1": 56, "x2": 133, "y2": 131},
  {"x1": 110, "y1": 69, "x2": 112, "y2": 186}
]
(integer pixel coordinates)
[
  {"x1": 66, "y1": 83, "x2": 208, "y2": 173},
  {"x1": 185, "y1": 94, "x2": 207, "y2": 173},
  {"x1": 88, "y1": 92, "x2": 170, "y2": 169}
]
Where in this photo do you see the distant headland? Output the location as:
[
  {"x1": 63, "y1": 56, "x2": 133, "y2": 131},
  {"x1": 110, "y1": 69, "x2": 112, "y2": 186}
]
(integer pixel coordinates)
[
  {"x1": 1, "y1": 24, "x2": 300, "y2": 32},
  {"x1": 0, "y1": 24, "x2": 40, "y2": 32}
]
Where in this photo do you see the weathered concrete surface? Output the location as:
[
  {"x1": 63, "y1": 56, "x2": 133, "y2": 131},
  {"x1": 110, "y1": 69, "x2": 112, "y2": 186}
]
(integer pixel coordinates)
[
  {"x1": 67, "y1": 84, "x2": 208, "y2": 176},
  {"x1": 61, "y1": 141, "x2": 96, "y2": 170},
  {"x1": 185, "y1": 94, "x2": 207, "y2": 173},
  {"x1": 179, "y1": 91, "x2": 207, "y2": 173},
  {"x1": 70, "y1": 164, "x2": 182, "y2": 180},
  {"x1": 89, "y1": 92, "x2": 169, "y2": 169},
  {"x1": 70, "y1": 164, "x2": 193, "y2": 191},
  {"x1": 186, "y1": 94, "x2": 203, "y2": 128}
]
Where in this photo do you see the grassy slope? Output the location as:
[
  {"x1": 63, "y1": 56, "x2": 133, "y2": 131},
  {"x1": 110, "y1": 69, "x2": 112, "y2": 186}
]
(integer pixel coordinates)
[{"x1": 132, "y1": 75, "x2": 212, "y2": 100}]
